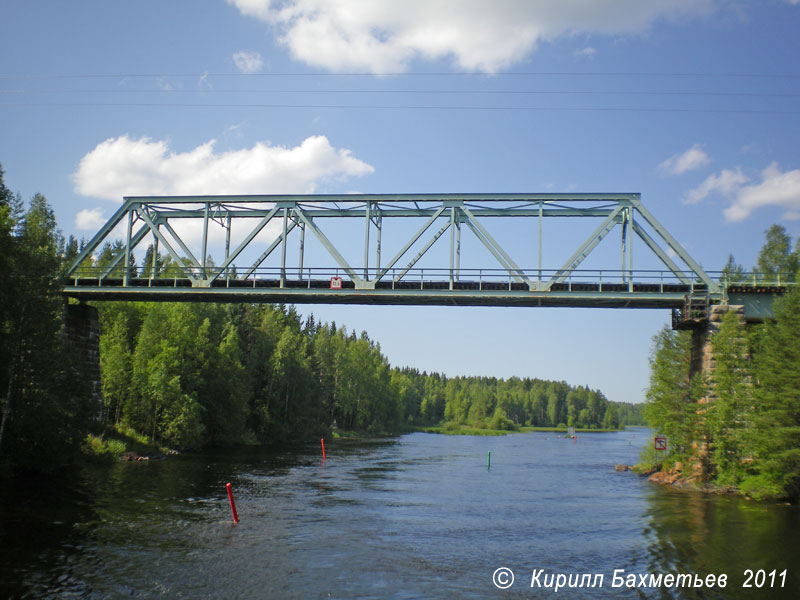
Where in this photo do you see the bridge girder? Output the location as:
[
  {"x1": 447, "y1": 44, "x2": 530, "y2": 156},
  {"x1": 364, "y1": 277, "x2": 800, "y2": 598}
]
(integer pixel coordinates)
[{"x1": 65, "y1": 192, "x2": 725, "y2": 307}]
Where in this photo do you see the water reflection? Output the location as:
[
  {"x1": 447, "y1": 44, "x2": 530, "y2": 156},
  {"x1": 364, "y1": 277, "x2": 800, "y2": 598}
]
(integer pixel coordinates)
[
  {"x1": 643, "y1": 487, "x2": 799, "y2": 598},
  {"x1": 1, "y1": 433, "x2": 798, "y2": 599}
]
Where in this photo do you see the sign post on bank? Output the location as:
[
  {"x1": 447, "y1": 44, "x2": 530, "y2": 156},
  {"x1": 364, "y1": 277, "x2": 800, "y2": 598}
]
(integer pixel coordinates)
[{"x1": 654, "y1": 435, "x2": 668, "y2": 451}]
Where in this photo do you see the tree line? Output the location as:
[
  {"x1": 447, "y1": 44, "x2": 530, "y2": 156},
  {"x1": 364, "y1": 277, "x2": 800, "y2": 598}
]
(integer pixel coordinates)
[
  {"x1": 643, "y1": 225, "x2": 800, "y2": 500},
  {"x1": 97, "y1": 300, "x2": 636, "y2": 448},
  {"x1": 0, "y1": 162, "x2": 639, "y2": 470}
]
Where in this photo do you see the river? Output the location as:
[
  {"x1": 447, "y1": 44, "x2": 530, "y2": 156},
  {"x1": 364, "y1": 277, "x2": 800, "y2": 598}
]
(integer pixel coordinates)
[{"x1": 1, "y1": 430, "x2": 797, "y2": 599}]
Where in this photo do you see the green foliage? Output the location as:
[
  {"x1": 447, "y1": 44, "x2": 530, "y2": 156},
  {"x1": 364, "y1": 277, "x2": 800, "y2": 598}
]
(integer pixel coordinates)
[
  {"x1": 721, "y1": 253, "x2": 744, "y2": 283},
  {"x1": 0, "y1": 164, "x2": 95, "y2": 470},
  {"x1": 83, "y1": 434, "x2": 127, "y2": 461},
  {"x1": 741, "y1": 282, "x2": 800, "y2": 499},
  {"x1": 755, "y1": 225, "x2": 799, "y2": 282},
  {"x1": 639, "y1": 226, "x2": 800, "y2": 500},
  {"x1": 642, "y1": 327, "x2": 699, "y2": 459},
  {"x1": 707, "y1": 310, "x2": 752, "y2": 485}
]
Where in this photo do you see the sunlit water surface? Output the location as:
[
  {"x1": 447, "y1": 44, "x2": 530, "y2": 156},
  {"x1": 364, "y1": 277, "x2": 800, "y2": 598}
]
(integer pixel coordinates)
[{"x1": 1, "y1": 431, "x2": 798, "y2": 598}]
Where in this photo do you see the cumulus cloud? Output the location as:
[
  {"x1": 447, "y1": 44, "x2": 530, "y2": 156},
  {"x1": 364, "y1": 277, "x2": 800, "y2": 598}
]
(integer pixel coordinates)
[
  {"x1": 660, "y1": 144, "x2": 711, "y2": 175},
  {"x1": 75, "y1": 207, "x2": 107, "y2": 230},
  {"x1": 72, "y1": 135, "x2": 374, "y2": 201},
  {"x1": 233, "y1": 50, "x2": 264, "y2": 73},
  {"x1": 685, "y1": 162, "x2": 800, "y2": 222},
  {"x1": 227, "y1": 0, "x2": 714, "y2": 73},
  {"x1": 685, "y1": 168, "x2": 748, "y2": 205},
  {"x1": 725, "y1": 163, "x2": 800, "y2": 222}
]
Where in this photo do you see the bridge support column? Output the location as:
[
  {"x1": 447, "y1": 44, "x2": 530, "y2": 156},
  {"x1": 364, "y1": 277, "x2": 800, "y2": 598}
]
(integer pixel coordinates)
[
  {"x1": 689, "y1": 304, "x2": 746, "y2": 393},
  {"x1": 65, "y1": 303, "x2": 103, "y2": 419},
  {"x1": 688, "y1": 304, "x2": 746, "y2": 478}
]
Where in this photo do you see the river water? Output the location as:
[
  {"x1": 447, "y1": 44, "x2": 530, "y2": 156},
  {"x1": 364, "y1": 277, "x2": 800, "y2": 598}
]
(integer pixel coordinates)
[{"x1": 1, "y1": 430, "x2": 797, "y2": 599}]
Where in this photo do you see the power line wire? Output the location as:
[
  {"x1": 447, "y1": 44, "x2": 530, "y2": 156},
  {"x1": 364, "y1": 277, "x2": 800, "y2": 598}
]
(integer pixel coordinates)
[
  {"x1": 1, "y1": 88, "x2": 798, "y2": 99},
  {"x1": 1, "y1": 70, "x2": 799, "y2": 80},
  {"x1": 2, "y1": 101, "x2": 798, "y2": 115}
]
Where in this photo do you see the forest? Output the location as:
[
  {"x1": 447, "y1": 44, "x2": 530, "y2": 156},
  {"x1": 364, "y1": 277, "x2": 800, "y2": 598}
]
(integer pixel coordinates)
[
  {"x1": 0, "y1": 163, "x2": 639, "y2": 471},
  {"x1": 643, "y1": 226, "x2": 800, "y2": 500}
]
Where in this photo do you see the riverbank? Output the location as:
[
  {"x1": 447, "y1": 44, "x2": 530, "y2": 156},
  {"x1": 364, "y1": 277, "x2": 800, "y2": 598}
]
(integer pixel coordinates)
[{"x1": 420, "y1": 424, "x2": 626, "y2": 436}]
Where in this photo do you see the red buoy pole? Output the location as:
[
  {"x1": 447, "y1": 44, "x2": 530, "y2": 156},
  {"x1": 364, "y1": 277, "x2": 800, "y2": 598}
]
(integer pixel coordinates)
[
  {"x1": 321, "y1": 438, "x2": 326, "y2": 461},
  {"x1": 226, "y1": 482, "x2": 239, "y2": 524}
]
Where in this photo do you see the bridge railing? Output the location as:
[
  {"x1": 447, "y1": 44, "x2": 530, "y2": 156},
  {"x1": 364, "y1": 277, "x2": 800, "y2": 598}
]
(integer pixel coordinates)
[{"x1": 65, "y1": 266, "x2": 743, "y2": 293}]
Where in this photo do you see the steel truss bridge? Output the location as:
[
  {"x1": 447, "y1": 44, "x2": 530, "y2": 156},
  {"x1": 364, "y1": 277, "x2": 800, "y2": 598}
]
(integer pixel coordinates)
[{"x1": 63, "y1": 193, "x2": 786, "y2": 323}]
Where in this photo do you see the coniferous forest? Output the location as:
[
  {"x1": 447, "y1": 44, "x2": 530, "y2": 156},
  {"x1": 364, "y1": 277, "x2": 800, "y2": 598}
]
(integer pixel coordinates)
[
  {"x1": 643, "y1": 227, "x2": 800, "y2": 501},
  {"x1": 0, "y1": 163, "x2": 639, "y2": 472}
]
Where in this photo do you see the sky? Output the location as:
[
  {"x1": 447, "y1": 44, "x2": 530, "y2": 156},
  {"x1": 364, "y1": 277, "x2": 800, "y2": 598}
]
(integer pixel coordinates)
[{"x1": 2, "y1": 1, "x2": 800, "y2": 405}]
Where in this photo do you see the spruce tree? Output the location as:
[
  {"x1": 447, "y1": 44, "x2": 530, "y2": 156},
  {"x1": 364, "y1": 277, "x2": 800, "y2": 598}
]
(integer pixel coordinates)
[{"x1": 742, "y1": 283, "x2": 800, "y2": 499}]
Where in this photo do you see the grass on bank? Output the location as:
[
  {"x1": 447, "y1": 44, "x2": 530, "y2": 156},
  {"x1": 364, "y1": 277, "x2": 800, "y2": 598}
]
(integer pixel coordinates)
[{"x1": 83, "y1": 424, "x2": 170, "y2": 462}]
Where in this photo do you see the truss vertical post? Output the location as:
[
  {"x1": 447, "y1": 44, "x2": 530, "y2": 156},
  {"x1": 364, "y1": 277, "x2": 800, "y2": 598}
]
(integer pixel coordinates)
[
  {"x1": 224, "y1": 215, "x2": 231, "y2": 281},
  {"x1": 123, "y1": 208, "x2": 133, "y2": 286},
  {"x1": 449, "y1": 206, "x2": 456, "y2": 290},
  {"x1": 627, "y1": 208, "x2": 634, "y2": 291},
  {"x1": 202, "y1": 202, "x2": 209, "y2": 279},
  {"x1": 376, "y1": 213, "x2": 382, "y2": 272},
  {"x1": 455, "y1": 215, "x2": 461, "y2": 282},
  {"x1": 280, "y1": 207, "x2": 288, "y2": 287},
  {"x1": 621, "y1": 208, "x2": 628, "y2": 284},
  {"x1": 151, "y1": 227, "x2": 159, "y2": 280},
  {"x1": 364, "y1": 202, "x2": 370, "y2": 279},
  {"x1": 538, "y1": 201, "x2": 543, "y2": 281},
  {"x1": 299, "y1": 221, "x2": 305, "y2": 281}
]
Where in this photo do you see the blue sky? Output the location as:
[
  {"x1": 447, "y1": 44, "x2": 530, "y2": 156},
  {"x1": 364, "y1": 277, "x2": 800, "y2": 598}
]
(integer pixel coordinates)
[{"x1": 2, "y1": 1, "x2": 800, "y2": 404}]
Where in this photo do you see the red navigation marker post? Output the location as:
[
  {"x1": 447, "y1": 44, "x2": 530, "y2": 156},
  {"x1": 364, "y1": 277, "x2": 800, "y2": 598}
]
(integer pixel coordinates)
[
  {"x1": 321, "y1": 438, "x2": 326, "y2": 461},
  {"x1": 654, "y1": 435, "x2": 668, "y2": 451},
  {"x1": 226, "y1": 482, "x2": 240, "y2": 524}
]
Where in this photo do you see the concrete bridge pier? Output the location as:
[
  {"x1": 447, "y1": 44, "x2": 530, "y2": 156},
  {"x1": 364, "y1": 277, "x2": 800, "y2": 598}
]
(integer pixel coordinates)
[{"x1": 65, "y1": 302, "x2": 103, "y2": 419}]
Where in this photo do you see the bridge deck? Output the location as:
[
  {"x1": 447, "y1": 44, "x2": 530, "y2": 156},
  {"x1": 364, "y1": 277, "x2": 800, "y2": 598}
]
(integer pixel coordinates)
[{"x1": 63, "y1": 277, "x2": 714, "y2": 308}]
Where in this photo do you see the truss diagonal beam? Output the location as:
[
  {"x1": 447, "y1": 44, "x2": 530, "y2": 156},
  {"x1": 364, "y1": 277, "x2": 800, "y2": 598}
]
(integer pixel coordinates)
[
  {"x1": 99, "y1": 221, "x2": 150, "y2": 280},
  {"x1": 207, "y1": 205, "x2": 281, "y2": 284},
  {"x1": 294, "y1": 207, "x2": 363, "y2": 284},
  {"x1": 243, "y1": 219, "x2": 299, "y2": 279},
  {"x1": 161, "y1": 221, "x2": 202, "y2": 271},
  {"x1": 550, "y1": 205, "x2": 624, "y2": 285},
  {"x1": 135, "y1": 207, "x2": 199, "y2": 284},
  {"x1": 631, "y1": 220, "x2": 691, "y2": 284},
  {"x1": 66, "y1": 201, "x2": 132, "y2": 276},
  {"x1": 461, "y1": 206, "x2": 531, "y2": 287},
  {"x1": 394, "y1": 221, "x2": 452, "y2": 282},
  {"x1": 631, "y1": 198, "x2": 719, "y2": 293},
  {"x1": 375, "y1": 206, "x2": 446, "y2": 282}
]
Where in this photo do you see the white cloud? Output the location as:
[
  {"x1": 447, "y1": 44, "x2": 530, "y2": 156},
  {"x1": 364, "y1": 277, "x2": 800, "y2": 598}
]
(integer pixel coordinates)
[
  {"x1": 724, "y1": 163, "x2": 800, "y2": 222},
  {"x1": 660, "y1": 144, "x2": 711, "y2": 175},
  {"x1": 227, "y1": 0, "x2": 714, "y2": 73},
  {"x1": 75, "y1": 207, "x2": 107, "y2": 230},
  {"x1": 684, "y1": 162, "x2": 800, "y2": 222},
  {"x1": 233, "y1": 50, "x2": 264, "y2": 74},
  {"x1": 685, "y1": 168, "x2": 748, "y2": 204},
  {"x1": 72, "y1": 135, "x2": 374, "y2": 201},
  {"x1": 573, "y1": 46, "x2": 596, "y2": 58}
]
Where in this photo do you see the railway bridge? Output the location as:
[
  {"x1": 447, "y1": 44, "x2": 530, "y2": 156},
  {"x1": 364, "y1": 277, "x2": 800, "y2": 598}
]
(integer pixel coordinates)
[{"x1": 61, "y1": 193, "x2": 789, "y2": 406}]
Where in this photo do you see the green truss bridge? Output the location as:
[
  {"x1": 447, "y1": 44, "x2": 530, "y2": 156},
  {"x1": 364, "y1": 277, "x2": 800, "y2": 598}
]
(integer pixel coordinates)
[{"x1": 62, "y1": 193, "x2": 789, "y2": 326}]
